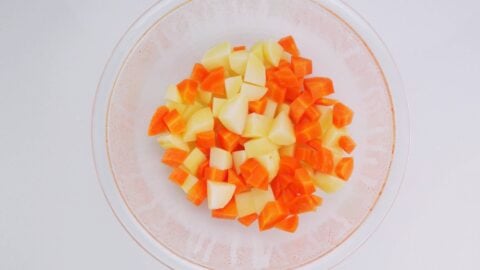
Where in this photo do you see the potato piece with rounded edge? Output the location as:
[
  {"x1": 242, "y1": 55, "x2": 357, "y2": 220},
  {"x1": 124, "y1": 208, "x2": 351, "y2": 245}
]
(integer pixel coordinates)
[
  {"x1": 183, "y1": 107, "x2": 214, "y2": 142},
  {"x1": 243, "y1": 113, "x2": 273, "y2": 138},
  {"x1": 165, "y1": 101, "x2": 186, "y2": 114},
  {"x1": 312, "y1": 172, "x2": 345, "y2": 193},
  {"x1": 268, "y1": 111, "x2": 296, "y2": 146},
  {"x1": 181, "y1": 101, "x2": 203, "y2": 120},
  {"x1": 251, "y1": 187, "x2": 275, "y2": 213},
  {"x1": 235, "y1": 191, "x2": 256, "y2": 217},
  {"x1": 201, "y1": 41, "x2": 232, "y2": 70},
  {"x1": 164, "y1": 85, "x2": 182, "y2": 103},
  {"x1": 240, "y1": 82, "x2": 267, "y2": 101},
  {"x1": 157, "y1": 134, "x2": 190, "y2": 152},
  {"x1": 244, "y1": 137, "x2": 278, "y2": 158},
  {"x1": 218, "y1": 94, "x2": 249, "y2": 135},
  {"x1": 207, "y1": 180, "x2": 236, "y2": 210},
  {"x1": 181, "y1": 174, "x2": 198, "y2": 193},
  {"x1": 224, "y1": 76, "x2": 242, "y2": 98},
  {"x1": 232, "y1": 150, "x2": 247, "y2": 175},
  {"x1": 255, "y1": 150, "x2": 280, "y2": 181},
  {"x1": 229, "y1": 51, "x2": 249, "y2": 75},
  {"x1": 263, "y1": 40, "x2": 284, "y2": 67},
  {"x1": 212, "y1": 97, "x2": 227, "y2": 117},
  {"x1": 182, "y1": 147, "x2": 207, "y2": 175},
  {"x1": 244, "y1": 54, "x2": 266, "y2": 86},
  {"x1": 250, "y1": 41, "x2": 265, "y2": 62},
  {"x1": 209, "y1": 147, "x2": 233, "y2": 170}
]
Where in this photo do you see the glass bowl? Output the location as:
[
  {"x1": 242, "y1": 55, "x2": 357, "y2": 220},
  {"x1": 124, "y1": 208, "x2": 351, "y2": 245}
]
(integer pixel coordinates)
[{"x1": 91, "y1": 0, "x2": 409, "y2": 269}]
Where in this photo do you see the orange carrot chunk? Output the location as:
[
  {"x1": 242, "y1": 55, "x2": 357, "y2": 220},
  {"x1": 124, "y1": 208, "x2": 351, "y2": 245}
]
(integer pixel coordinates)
[
  {"x1": 177, "y1": 79, "x2": 198, "y2": 104},
  {"x1": 288, "y1": 194, "x2": 318, "y2": 214},
  {"x1": 248, "y1": 96, "x2": 268, "y2": 114},
  {"x1": 190, "y1": 63, "x2": 209, "y2": 82},
  {"x1": 266, "y1": 67, "x2": 277, "y2": 82},
  {"x1": 304, "y1": 105, "x2": 321, "y2": 121},
  {"x1": 200, "y1": 67, "x2": 226, "y2": 97},
  {"x1": 294, "y1": 145, "x2": 312, "y2": 162},
  {"x1": 233, "y1": 45, "x2": 246, "y2": 51},
  {"x1": 295, "y1": 120, "x2": 322, "y2": 143},
  {"x1": 147, "y1": 106, "x2": 169, "y2": 136},
  {"x1": 205, "y1": 167, "x2": 227, "y2": 182},
  {"x1": 290, "y1": 92, "x2": 314, "y2": 123},
  {"x1": 332, "y1": 102, "x2": 354, "y2": 128},
  {"x1": 187, "y1": 181, "x2": 207, "y2": 206},
  {"x1": 258, "y1": 201, "x2": 289, "y2": 231},
  {"x1": 238, "y1": 213, "x2": 258, "y2": 227},
  {"x1": 304, "y1": 77, "x2": 334, "y2": 100},
  {"x1": 217, "y1": 124, "x2": 241, "y2": 152},
  {"x1": 240, "y1": 159, "x2": 269, "y2": 190},
  {"x1": 161, "y1": 148, "x2": 188, "y2": 167},
  {"x1": 335, "y1": 157, "x2": 354, "y2": 180},
  {"x1": 266, "y1": 81, "x2": 287, "y2": 103},
  {"x1": 169, "y1": 167, "x2": 189, "y2": 185},
  {"x1": 163, "y1": 109, "x2": 186, "y2": 134},
  {"x1": 289, "y1": 168, "x2": 316, "y2": 194},
  {"x1": 291, "y1": 56, "x2": 312, "y2": 77},
  {"x1": 196, "y1": 130, "x2": 216, "y2": 149},
  {"x1": 228, "y1": 169, "x2": 249, "y2": 194},
  {"x1": 196, "y1": 160, "x2": 209, "y2": 179},
  {"x1": 212, "y1": 199, "x2": 238, "y2": 219},
  {"x1": 275, "y1": 215, "x2": 299, "y2": 233},
  {"x1": 310, "y1": 194, "x2": 323, "y2": 206},
  {"x1": 274, "y1": 66, "x2": 300, "y2": 88},
  {"x1": 315, "y1": 97, "x2": 338, "y2": 106},
  {"x1": 278, "y1": 156, "x2": 301, "y2": 175},
  {"x1": 310, "y1": 147, "x2": 334, "y2": 174},
  {"x1": 285, "y1": 85, "x2": 302, "y2": 102},
  {"x1": 307, "y1": 139, "x2": 323, "y2": 151},
  {"x1": 338, "y1": 135, "x2": 356, "y2": 154},
  {"x1": 278, "y1": 36, "x2": 300, "y2": 57}
]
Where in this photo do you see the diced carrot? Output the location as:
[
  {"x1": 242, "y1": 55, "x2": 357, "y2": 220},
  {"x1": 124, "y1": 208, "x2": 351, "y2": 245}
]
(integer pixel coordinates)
[
  {"x1": 332, "y1": 102, "x2": 354, "y2": 128},
  {"x1": 278, "y1": 156, "x2": 301, "y2": 175},
  {"x1": 190, "y1": 63, "x2": 209, "y2": 82},
  {"x1": 187, "y1": 181, "x2": 206, "y2": 206},
  {"x1": 285, "y1": 85, "x2": 302, "y2": 102},
  {"x1": 294, "y1": 145, "x2": 312, "y2": 161},
  {"x1": 304, "y1": 106, "x2": 321, "y2": 121},
  {"x1": 310, "y1": 147, "x2": 334, "y2": 174},
  {"x1": 237, "y1": 136, "x2": 249, "y2": 146},
  {"x1": 266, "y1": 81, "x2": 287, "y2": 103},
  {"x1": 200, "y1": 67, "x2": 226, "y2": 97},
  {"x1": 289, "y1": 168, "x2": 315, "y2": 194},
  {"x1": 295, "y1": 121, "x2": 322, "y2": 143},
  {"x1": 288, "y1": 194, "x2": 318, "y2": 214},
  {"x1": 212, "y1": 199, "x2": 237, "y2": 219},
  {"x1": 163, "y1": 109, "x2": 186, "y2": 134},
  {"x1": 274, "y1": 66, "x2": 300, "y2": 88},
  {"x1": 248, "y1": 96, "x2": 268, "y2": 114},
  {"x1": 315, "y1": 97, "x2": 338, "y2": 106},
  {"x1": 278, "y1": 36, "x2": 300, "y2": 57},
  {"x1": 196, "y1": 130, "x2": 216, "y2": 149},
  {"x1": 274, "y1": 215, "x2": 299, "y2": 233},
  {"x1": 304, "y1": 77, "x2": 334, "y2": 100},
  {"x1": 240, "y1": 158, "x2": 259, "y2": 178},
  {"x1": 270, "y1": 176, "x2": 284, "y2": 199},
  {"x1": 289, "y1": 92, "x2": 314, "y2": 123},
  {"x1": 205, "y1": 167, "x2": 227, "y2": 182},
  {"x1": 147, "y1": 106, "x2": 169, "y2": 136},
  {"x1": 196, "y1": 160, "x2": 209, "y2": 178},
  {"x1": 228, "y1": 169, "x2": 249, "y2": 194},
  {"x1": 307, "y1": 139, "x2": 323, "y2": 151},
  {"x1": 310, "y1": 194, "x2": 323, "y2": 206},
  {"x1": 161, "y1": 148, "x2": 188, "y2": 167},
  {"x1": 258, "y1": 201, "x2": 288, "y2": 231},
  {"x1": 233, "y1": 45, "x2": 246, "y2": 51},
  {"x1": 291, "y1": 56, "x2": 312, "y2": 77},
  {"x1": 278, "y1": 188, "x2": 296, "y2": 208},
  {"x1": 169, "y1": 167, "x2": 189, "y2": 185},
  {"x1": 266, "y1": 67, "x2": 277, "y2": 82},
  {"x1": 338, "y1": 135, "x2": 356, "y2": 154},
  {"x1": 335, "y1": 157, "x2": 354, "y2": 180},
  {"x1": 176, "y1": 79, "x2": 198, "y2": 104},
  {"x1": 238, "y1": 213, "x2": 258, "y2": 227},
  {"x1": 240, "y1": 159, "x2": 269, "y2": 190},
  {"x1": 217, "y1": 124, "x2": 241, "y2": 152}
]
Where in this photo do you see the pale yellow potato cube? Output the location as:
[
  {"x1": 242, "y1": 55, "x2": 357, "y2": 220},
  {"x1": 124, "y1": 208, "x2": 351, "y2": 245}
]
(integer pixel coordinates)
[
  {"x1": 207, "y1": 180, "x2": 236, "y2": 209},
  {"x1": 209, "y1": 147, "x2": 233, "y2": 170},
  {"x1": 250, "y1": 41, "x2": 265, "y2": 63},
  {"x1": 232, "y1": 150, "x2": 247, "y2": 175},
  {"x1": 164, "y1": 84, "x2": 182, "y2": 103},
  {"x1": 212, "y1": 97, "x2": 227, "y2": 117},
  {"x1": 240, "y1": 82, "x2": 267, "y2": 101},
  {"x1": 244, "y1": 53, "x2": 266, "y2": 86},
  {"x1": 263, "y1": 40, "x2": 284, "y2": 67},
  {"x1": 263, "y1": 100, "x2": 278, "y2": 118},
  {"x1": 201, "y1": 41, "x2": 232, "y2": 70},
  {"x1": 224, "y1": 76, "x2": 242, "y2": 98},
  {"x1": 157, "y1": 134, "x2": 190, "y2": 152},
  {"x1": 251, "y1": 187, "x2": 275, "y2": 213},
  {"x1": 244, "y1": 137, "x2": 278, "y2": 158},
  {"x1": 235, "y1": 191, "x2": 256, "y2": 217},
  {"x1": 313, "y1": 172, "x2": 345, "y2": 194},
  {"x1": 165, "y1": 101, "x2": 186, "y2": 114},
  {"x1": 197, "y1": 90, "x2": 212, "y2": 105},
  {"x1": 255, "y1": 150, "x2": 280, "y2": 181},
  {"x1": 182, "y1": 147, "x2": 207, "y2": 175},
  {"x1": 218, "y1": 94, "x2": 249, "y2": 134},
  {"x1": 229, "y1": 51, "x2": 249, "y2": 75},
  {"x1": 243, "y1": 113, "x2": 273, "y2": 138},
  {"x1": 276, "y1": 103, "x2": 290, "y2": 116},
  {"x1": 183, "y1": 107, "x2": 214, "y2": 142},
  {"x1": 181, "y1": 174, "x2": 198, "y2": 193},
  {"x1": 268, "y1": 111, "x2": 296, "y2": 145}
]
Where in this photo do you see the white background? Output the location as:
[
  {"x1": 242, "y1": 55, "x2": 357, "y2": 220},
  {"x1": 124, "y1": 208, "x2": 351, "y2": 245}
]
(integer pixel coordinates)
[{"x1": 1, "y1": 0, "x2": 479, "y2": 269}]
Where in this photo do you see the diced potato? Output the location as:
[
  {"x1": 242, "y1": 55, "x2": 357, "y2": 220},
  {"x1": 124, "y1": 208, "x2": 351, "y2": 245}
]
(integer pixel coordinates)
[
  {"x1": 181, "y1": 174, "x2": 198, "y2": 193},
  {"x1": 235, "y1": 191, "x2": 256, "y2": 217},
  {"x1": 197, "y1": 90, "x2": 212, "y2": 105},
  {"x1": 250, "y1": 41, "x2": 265, "y2": 62},
  {"x1": 232, "y1": 150, "x2": 247, "y2": 174},
  {"x1": 224, "y1": 76, "x2": 242, "y2": 98},
  {"x1": 218, "y1": 94, "x2": 248, "y2": 134},
  {"x1": 243, "y1": 113, "x2": 273, "y2": 138},
  {"x1": 244, "y1": 137, "x2": 278, "y2": 158},
  {"x1": 312, "y1": 172, "x2": 345, "y2": 194},
  {"x1": 244, "y1": 54, "x2": 266, "y2": 86},
  {"x1": 212, "y1": 97, "x2": 227, "y2": 117},
  {"x1": 201, "y1": 41, "x2": 232, "y2": 70},
  {"x1": 317, "y1": 106, "x2": 333, "y2": 136},
  {"x1": 268, "y1": 111, "x2": 296, "y2": 145},
  {"x1": 229, "y1": 51, "x2": 249, "y2": 75},
  {"x1": 183, "y1": 107, "x2": 214, "y2": 142},
  {"x1": 207, "y1": 180, "x2": 236, "y2": 209},
  {"x1": 276, "y1": 103, "x2": 290, "y2": 116},
  {"x1": 209, "y1": 147, "x2": 233, "y2": 170},
  {"x1": 251, "y1": 187, "x2": 275, "y2": 213},
  {"x1": 182, "y1": 147, "x2": 207, "y2": 175},
  {"x1": 263, "y1": 100, "x2": 278, "y2": 118},
  {"x1": 323, "y1": 127, "x2": 347, "y2": 149},
  {"x1": 164, "y1": 84, "x2": 182, "y2": 103},
  {"x1": 157, "y1": 134, "x2": 190, "y2": 151},
  {"x1": 165, "y1": 101, "x2": 186, "y2": 114},
  {"x1": 181, "y1": 101, "x2": 203, "y2": 120},
  {"x1": 263, "y1": 40, "x2": 284, "y2": 66},
  {"x1": 240, "y1": 82, "x2": 267, "y2": 101},
  {"x1": 255, "y1": 150, "x2": 280, "y2": 181},
  {"x1": 278, "y1": 144, "x2": 295, "y2": 157}
]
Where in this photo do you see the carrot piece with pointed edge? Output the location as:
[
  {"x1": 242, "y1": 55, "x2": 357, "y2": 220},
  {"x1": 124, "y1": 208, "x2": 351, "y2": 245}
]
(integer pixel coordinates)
[
  {"x1": 163, "y1": 109, "x2": 186, "y2": 134},
  {"x1": 278, "y1": 36, "x2": 300, "y2": 56},
  {"x1": 285, "y1": 85, "x2": 302, "y2": 102},
  {"x1": 333, "y1": 102, "x2": 354, "y2": 128},
  {"x1": 212, "y1": 198, "x2": 237, "y2": 219},
  {"x1": 310, "y1": 147, "x2": 334, "y2": 173},
  {"x1": 294, "y1": 145, "x2": 312, "y2": 161},
  {"x1": 240, "y1": 158, "x2": 259, "y2": 178},
  {"x1": 304, "y1": 106, "x2": 321, "y2": 121},
  {"x1": 266, "y1": 67, "x2": 277, "y2": 82},
  {"x1": 240, "y1": 158, "x2": 269, "y2": 190},
  {"x1": 336, "y1": 157, "x2": 354, "y2": 180},
  {"x1": 304, "y1": 77, "x2": 334, "y2": 100},
  {"x1": 200, "y1": 67, "x2": 226, "y2": 97},
  {"x1": 204, "y1": 167, "x2": 227, "y2": 182},
  {"x1": 274, "y1": 66, "x2": 300, "y2": 88},
  {"x1": 290, "y1": 92, "x2": 314, "y2": 123},
  {"x1": 196, "y1": 130, "x2": 216, "y2": 149},
  {"x1": 228, "y1": 169, "x2": 249, "y2": 194},
  {"x1": 266, "y1": 81, "x2": 287, "y2": 103},
  {"x1": 238, "y1": 213, "x2": 258, "y2": 227},
  {"x1": 278, "y1": 59, "x2": 290, "y2": 69},
  {"x1": 169, "y1": 167, "x2": 189, "y2": 185},
  {"x1": 162, "y1": 148, "x2": 188, "y2": 167},
  {"x1": 278, "y1": 156, "x2": 301, "y2": 175},
  {"x1": 275, "y1": 215, "x2": 299, "y2": 233},
  {"x1": 295, "y1": 121, "x2": 322, "y2": 143},
  {"x1": 288, "y1": 194, "x2": 318, "y2": 214},
  {"x1": 190, "y1": 63, "x2": 209, "y2": 82},
  {"x1": 258, "y1": 201, "x2": 288, "y2": 231},
  {"x1": 289, "y1": 168, "x2": 315, "y2": 194},
  {"x1": 147, "y1": 106, "x2": 169, "y2": 136},
  {"x1": 177, "y1": 79, "x2": 198, "y2": 104},
  {"x1": 196, "y1": 160, "x2": 209, "y2": 178},
  {"x1": 338, "y1": 135, "x2": 356, "y2": 154},
  {"x1": 315, "y1": 97, "x2": 338, "y2": 106},
  {"x1": 217, "y1": 124, "x2": 241, "y2": 152},
  {"x1": 187, "y1": 181, "x2": 207, "y2": 206},
  {"x1": 248, "y1": 96, "x2": 268, "y2": 114},
  {"x1": 278, "y1": 188, "x2": 296, "y2": 208},
  {"x1": 307, "y1": 139, "x2": 323, "y2": 151},
  {"x1": 271, "y1": 174, "x2": 293, "y2": 198},
  {"x1": 233, "y1": 45, "x2": 246, "y2": 51},
  {"x1": 291, "y1": 56, "x2": 312, "y2": 77},
  {"x1": 237, "y1": 136, "x2": 249, "y2": 146},
  {"x1": 310, "y1": 194, "x2": 323, "y2": 206}
]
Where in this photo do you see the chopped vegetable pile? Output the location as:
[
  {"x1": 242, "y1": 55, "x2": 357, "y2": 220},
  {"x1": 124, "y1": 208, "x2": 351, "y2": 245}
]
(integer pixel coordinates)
[{"x1": 148, "y1": 36, "x2": 355, "y2": 233}]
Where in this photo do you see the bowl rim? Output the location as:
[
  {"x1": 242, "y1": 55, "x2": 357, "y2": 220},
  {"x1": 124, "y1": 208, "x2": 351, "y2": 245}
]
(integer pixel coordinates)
[{"x1": 91, "y1": 0, "x2": 410, "y2": 269}]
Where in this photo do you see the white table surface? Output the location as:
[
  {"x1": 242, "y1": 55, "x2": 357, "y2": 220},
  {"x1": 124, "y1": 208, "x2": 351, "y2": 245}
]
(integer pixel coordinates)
[{"x1": 1, "y1": 0, "x2": 479, "y2": 269}]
